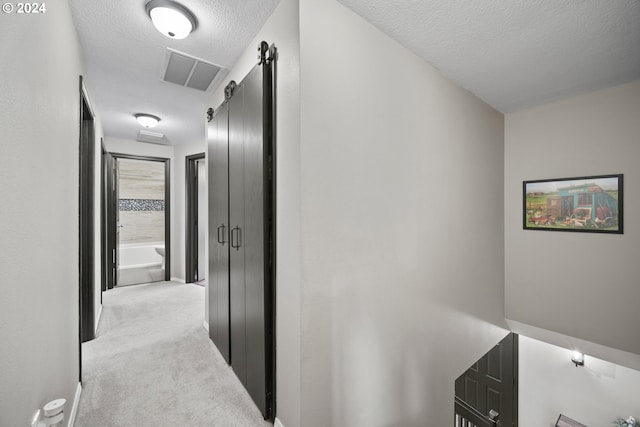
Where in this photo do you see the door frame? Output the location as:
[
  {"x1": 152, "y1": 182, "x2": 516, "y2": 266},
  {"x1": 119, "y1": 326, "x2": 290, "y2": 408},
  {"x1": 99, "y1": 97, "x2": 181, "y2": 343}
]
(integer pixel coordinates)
[
  {"x1": 185, "y1": 152, "x2": 205, "y2": 284},
  {"x1": 104, "y1": 151, "x2": 117, "y2": 289},
  {"x1": 106, "y1": 153, "x2": 172, "y2": 285},
  {"x1": 79, "y1": 76, "x2": 95, "y2": 347},
  {"x1": 79, "y1": 76, "x2": 96, "y2": 384},
  {"x1": 100, "y1": 139, "x2": 107, "y2": 295}
]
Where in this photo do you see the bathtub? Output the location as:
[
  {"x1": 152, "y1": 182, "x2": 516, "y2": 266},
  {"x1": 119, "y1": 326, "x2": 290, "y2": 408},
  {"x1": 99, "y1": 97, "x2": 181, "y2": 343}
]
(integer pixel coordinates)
[{"x1": 118, "y1": 242, "x2": 165, "y2": 286}]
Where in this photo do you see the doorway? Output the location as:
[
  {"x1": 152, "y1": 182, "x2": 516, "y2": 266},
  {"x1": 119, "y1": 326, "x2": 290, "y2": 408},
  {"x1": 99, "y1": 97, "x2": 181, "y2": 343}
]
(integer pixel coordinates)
[
  {"x1": 455, "y1": 333, "x2": 519, "y2": 427},
  {"x1": 185, "y1": 152, "x2": 206, "y2": 284},
  {"x1": 105, "y1": 154, "x2": 171, "y2": 288},
  {"x1": 79, "y1": 76, "x2": 95, "y2": 348}
]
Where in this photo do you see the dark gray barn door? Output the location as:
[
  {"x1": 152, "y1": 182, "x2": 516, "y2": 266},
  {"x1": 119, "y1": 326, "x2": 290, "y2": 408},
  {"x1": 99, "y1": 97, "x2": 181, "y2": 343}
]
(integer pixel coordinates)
[
  {"x1": 207, "y1": 42, "x2": 275, "y2": 420},
  {"x1": 208, "y1": 103, "x2": 231, "y2": 363},
  {"x1": 229, "y1": 83, "x2": 247, "y2": 381},
  {"x1": 238, "y1": 66, "x2": 268, "y2": 414},
  {"x1": 455, "y1": 333, "x2": 518, "y2": 427}
]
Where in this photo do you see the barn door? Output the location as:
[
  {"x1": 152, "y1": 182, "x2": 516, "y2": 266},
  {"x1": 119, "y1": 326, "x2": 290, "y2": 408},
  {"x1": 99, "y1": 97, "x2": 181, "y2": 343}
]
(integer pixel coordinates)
[
  {"x1": 228, "y1": 58, "x2": 272, "y2": 418},
  {"x1": 207, "y1": 41, "x2": 275, "y2": 420},
  {"x1": 208, "y1": 102, "x2": 231, "y2": 363},
  {"x1": 455, "y1": 333, "x2": 518, "y2": 427}
]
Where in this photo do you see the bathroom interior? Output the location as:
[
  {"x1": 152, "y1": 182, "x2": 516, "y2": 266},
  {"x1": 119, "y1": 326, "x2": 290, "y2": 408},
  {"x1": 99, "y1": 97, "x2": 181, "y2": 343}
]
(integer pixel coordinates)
[{"x1": 117, "y1": 158, "x2": 166, "y2": 286}]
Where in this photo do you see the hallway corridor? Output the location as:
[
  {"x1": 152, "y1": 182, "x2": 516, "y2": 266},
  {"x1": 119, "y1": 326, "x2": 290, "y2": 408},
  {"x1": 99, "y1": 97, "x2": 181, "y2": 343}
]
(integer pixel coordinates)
[{"x1": 75, "y1": 282, "x2": 271, "y2": 427}]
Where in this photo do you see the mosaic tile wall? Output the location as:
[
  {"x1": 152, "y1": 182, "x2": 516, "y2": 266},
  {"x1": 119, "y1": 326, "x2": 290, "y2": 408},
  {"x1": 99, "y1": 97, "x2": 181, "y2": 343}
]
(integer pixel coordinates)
[{"x1": 119, "y1": 199, "x2": 165, "y2": 212}]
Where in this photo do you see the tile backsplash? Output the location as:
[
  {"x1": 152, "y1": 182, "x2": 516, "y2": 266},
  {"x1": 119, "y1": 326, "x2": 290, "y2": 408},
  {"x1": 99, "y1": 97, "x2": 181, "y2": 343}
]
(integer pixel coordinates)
[{"x1": 119, "y1": 199, "x2": 165, "y2": 212}]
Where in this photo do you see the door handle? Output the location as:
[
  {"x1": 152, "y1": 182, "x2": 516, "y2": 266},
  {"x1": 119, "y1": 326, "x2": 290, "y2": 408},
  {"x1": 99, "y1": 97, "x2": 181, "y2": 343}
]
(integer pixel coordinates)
[
  {"x1": 489, "y1": 409, "x2": 500, "y2": 425},
  {"x1": 217, "y1": 224, "x2": 227, "y2": 245},
  {"x1": 231, "y1": 226, "x2": 241, "y2": 250}
]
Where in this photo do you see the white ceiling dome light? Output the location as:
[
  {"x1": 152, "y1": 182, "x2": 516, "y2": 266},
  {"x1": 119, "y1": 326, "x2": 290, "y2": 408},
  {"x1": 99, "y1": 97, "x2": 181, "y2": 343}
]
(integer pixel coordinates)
[
  {"x1": 145, "y1": 0, "x2": 198, "y2": 40},
  {"x1": 135, "y1": 113, "x2": 161, "y2": 128}
]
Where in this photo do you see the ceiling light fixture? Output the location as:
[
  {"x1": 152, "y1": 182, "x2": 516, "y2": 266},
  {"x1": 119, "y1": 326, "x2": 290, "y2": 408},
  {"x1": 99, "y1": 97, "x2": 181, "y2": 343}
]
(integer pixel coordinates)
[
  {"x1": 145, "y1": 0, "x2": 198, "y2": 40},
  {"x1": 135, "y1": 113, "x2": 161, "y2": 128},
  {"x1": 571, "y1": 351, "x2": 585, "y2": 367}
]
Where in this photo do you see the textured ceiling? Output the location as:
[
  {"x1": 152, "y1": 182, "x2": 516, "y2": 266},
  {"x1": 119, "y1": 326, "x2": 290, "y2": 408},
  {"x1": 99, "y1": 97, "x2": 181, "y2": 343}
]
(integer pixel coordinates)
[
  {"x1": 70, "y1": 0, "x2": 640, "y2": 139},
  {"x1": 337, "y1": 0, "x2": 640, "y2": 112},
  {"x1": 69, "y1": 0, "x2": 280, "y2": 146}
]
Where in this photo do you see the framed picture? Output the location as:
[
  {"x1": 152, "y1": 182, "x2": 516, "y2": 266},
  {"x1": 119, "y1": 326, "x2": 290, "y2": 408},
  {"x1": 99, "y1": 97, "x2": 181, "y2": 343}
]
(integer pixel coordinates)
[
  {"x1": 523, "y1": 174, "x2": 623, "y2": 234},
  {"x1": 556, "y1": 414, "x2": 587, "y2": 427}
]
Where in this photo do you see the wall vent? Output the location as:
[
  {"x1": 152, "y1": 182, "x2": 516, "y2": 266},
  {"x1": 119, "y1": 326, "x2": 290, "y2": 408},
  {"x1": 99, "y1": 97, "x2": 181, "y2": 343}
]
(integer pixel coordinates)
[
  {"x1": 137, "y1": 129, "x2": 169, "y2": 145},
  {"x1": 162, "y1": 49, "x2": 224, "y2": 92}
]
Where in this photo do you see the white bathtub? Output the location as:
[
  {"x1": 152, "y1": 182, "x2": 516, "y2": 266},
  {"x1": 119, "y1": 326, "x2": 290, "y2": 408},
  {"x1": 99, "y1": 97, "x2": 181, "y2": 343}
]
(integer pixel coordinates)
[
  {"x1": 119, "y1": 242, "x2": 163, "y2": 268},
  {"x1": 118, "y1": 242, "x2": 164, "y2": 286}
]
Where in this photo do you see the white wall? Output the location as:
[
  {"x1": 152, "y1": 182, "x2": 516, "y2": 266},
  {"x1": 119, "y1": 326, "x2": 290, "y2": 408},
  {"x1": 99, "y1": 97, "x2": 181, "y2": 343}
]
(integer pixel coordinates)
[
  {"x1": 298, "y1": 1, "x2": 507, "y2": 425},
  {"x1": 0, "y1": 2, "x2": 86, "y2": 425},
  {"x1": 105, "y1": 137, "x2": 174, "y2": 159},
  {"x1": 505, "y1": 81, "x2": 640, "y2": 362},
  {"x1": 519, "y1": 335, "x2": 640, "y2": 427},
  {"x1": 209, "y1": 0, "x2": 302, "y2": 424}
]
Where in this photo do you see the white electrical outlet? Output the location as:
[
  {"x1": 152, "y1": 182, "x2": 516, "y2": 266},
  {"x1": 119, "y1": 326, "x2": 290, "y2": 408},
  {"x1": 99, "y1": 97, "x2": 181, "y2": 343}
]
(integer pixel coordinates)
[{"x1": 30, "y1": 409, "x2": 41, "y2": 427}]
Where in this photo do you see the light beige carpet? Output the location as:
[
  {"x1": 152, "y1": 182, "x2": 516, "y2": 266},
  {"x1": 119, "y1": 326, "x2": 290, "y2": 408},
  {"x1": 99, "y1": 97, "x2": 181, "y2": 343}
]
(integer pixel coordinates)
[{"x1": 75, "y1": 281, "x2": 271, "y2": 427}]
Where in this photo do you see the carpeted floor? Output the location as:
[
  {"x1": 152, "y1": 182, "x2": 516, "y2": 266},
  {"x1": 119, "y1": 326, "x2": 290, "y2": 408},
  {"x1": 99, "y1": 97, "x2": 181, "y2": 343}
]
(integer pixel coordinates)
[{"x1": 75, "y1": 281, "x2": 271, "y2": 427}]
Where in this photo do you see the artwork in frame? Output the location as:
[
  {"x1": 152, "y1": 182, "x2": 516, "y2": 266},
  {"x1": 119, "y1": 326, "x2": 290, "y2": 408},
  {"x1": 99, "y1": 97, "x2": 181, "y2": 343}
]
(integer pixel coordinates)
[
  {"x1": 523, "y1": 174, "x2": 623, "y2": 234},
  {"x1": 556, "y1": 414, "x2": 587, "y2": 427}
]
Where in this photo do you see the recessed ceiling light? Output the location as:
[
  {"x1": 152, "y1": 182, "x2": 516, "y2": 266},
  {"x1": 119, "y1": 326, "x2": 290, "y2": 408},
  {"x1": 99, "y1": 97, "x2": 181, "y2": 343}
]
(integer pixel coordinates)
[
  {"x1": 145, "y1": 0, "x2": 198, "y2": 40},
  {"x1": 135, "y1": 113, "x2": 161, "y2": 128}
]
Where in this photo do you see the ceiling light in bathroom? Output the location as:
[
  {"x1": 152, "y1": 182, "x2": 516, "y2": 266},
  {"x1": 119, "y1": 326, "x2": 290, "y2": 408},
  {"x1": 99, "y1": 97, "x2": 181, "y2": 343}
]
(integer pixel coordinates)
[
  {"x1": 146, "y1": 0, "x2": 198, "y2": 40},
  {"x1": 135, "y1": 113, "x2": 161, "y2": 128}
]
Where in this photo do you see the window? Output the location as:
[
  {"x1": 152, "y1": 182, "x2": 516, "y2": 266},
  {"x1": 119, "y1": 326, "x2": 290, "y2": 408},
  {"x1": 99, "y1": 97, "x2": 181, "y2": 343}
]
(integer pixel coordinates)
[{"x1": 577, "y1": 193, "x2": 592, "y2": 205}]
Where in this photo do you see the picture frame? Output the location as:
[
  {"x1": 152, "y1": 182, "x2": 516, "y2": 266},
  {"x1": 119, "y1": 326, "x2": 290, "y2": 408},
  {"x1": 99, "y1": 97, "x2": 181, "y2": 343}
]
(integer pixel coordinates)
[
  {"x1": 523, "y1": 174, "x2": 623, "y2": 234},
  {"x1": 556, "y1": 414, "x2": 587, "y2": 427}
]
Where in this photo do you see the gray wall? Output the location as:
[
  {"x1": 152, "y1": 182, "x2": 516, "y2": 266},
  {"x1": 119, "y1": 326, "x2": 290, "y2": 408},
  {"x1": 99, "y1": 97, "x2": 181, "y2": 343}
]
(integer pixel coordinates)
[
  {"x1": 298, "y1": 0, "x2": 507, "y2": 425},
  {"x1": 208, "y1": 0, "x2": 302, "y2": 424},
  {"x1": 505, "y1": 81, "x2": 640, "y2": 361},
  {"x1": 0, "y1": 2, "x2": 87, "y2": 425}
]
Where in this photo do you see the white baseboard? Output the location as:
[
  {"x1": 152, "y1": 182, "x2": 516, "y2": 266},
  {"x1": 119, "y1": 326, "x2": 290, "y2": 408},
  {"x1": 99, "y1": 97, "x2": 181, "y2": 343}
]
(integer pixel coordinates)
[
  {"x1": 202, "y1": 319, "x2": 209, "y2": 332},
  {"x1": 68, "y1": 382, "x2": 82, "y2": 427},
  {"x1": 94, "y1": 304, "x2": 102, "y2": 335},
  {"x1": 170, "y1": 277, "x2": 185, "y2": 283},
  {"x1": 274, "y1": 417, "x2": 285, "y2": 427}
]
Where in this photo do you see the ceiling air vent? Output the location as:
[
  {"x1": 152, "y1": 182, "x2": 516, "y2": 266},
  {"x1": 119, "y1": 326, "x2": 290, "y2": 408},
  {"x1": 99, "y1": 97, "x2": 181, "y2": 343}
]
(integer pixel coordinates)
[
  {"x1": 162, "y1": 49, "x2": 223, "y2": 92},
  {"x1": 137, "y1": 129, "x2": 169, "y2": 145}
]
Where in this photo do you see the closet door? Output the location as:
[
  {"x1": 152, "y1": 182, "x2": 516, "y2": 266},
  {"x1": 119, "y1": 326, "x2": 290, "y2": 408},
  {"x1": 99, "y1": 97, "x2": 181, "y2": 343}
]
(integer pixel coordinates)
[
  {"x1": 242, "y1": 66, "x2": 269, "y2": 415},
  {"x1": 208, "y1": 103, "x2": 230, "y2": 363},
  {"x1": 229, "y1": 84, "x2": 247, "y2": 383},
  {"x1": 211, "y1": 43, "x2": 275, "y2": 419}
]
